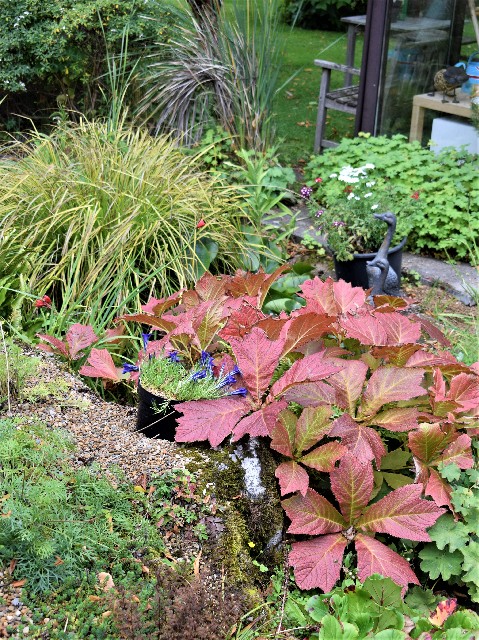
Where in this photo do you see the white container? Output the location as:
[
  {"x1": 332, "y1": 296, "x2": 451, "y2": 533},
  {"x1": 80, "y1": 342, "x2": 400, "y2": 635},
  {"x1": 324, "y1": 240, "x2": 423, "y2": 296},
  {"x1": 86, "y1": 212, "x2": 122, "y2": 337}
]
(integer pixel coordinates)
[{"x1": 430, "y1": 117, "x2": 479, "y2": 155}]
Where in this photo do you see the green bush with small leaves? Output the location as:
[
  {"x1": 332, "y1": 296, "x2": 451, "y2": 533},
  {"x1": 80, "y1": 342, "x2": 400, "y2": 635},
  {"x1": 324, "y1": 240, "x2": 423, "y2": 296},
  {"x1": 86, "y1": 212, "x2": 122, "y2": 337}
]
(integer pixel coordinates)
[{"x1": 304, "y1": 134, "x2": 479, "y2": 263}]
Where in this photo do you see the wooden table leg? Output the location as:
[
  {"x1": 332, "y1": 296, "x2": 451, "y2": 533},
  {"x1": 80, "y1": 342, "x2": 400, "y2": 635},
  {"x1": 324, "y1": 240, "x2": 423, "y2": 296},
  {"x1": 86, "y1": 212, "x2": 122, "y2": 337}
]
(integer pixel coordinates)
[
  {"x1": 344, "y1": 24, "x2": 356, "y2": 87},
  {"x1": 409, "y1": 103, "x2": 425, "y2": 142}
]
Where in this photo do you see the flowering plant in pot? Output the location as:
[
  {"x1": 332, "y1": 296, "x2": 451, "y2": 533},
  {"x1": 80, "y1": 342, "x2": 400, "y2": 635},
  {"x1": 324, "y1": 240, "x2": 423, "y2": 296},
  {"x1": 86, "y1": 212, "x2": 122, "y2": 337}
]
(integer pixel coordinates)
[{"x1": 301, "y1": 163, "x2": 422, "y2": 287}]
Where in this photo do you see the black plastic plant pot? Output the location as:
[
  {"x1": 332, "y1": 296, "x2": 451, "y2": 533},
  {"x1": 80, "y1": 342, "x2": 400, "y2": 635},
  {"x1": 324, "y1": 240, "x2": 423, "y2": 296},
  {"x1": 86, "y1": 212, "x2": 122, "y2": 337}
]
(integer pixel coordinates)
[
  {"x1": 333, "y1": 237, "x2": 407, "y2": 290},
  {"x1": 136, "y1": 381, "x2": 182, "y2": 441}
]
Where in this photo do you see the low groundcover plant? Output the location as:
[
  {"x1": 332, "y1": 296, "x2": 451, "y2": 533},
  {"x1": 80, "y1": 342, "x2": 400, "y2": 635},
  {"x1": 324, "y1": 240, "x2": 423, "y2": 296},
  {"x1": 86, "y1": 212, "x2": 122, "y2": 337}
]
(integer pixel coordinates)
[{"x1": 62, "y1": 270, "x2": 479, "y2": 595}]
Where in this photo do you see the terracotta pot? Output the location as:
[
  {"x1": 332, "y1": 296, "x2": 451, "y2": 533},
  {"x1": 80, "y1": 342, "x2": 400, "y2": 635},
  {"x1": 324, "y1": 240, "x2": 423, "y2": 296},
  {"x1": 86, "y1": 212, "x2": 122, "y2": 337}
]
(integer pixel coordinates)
[
  {"x1": 333, "y1": 237, "x2": 407, "y2": 290},
  {"x1": 136, "y1": 381, "x2": 182, "y2": 441}
]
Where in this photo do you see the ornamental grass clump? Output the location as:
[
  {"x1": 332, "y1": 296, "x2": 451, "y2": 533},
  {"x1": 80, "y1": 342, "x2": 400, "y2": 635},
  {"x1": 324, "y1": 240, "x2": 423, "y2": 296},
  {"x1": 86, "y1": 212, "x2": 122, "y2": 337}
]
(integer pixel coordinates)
[
  {"x1": 302, "y1": 163, "x2": 419, "y2": 261},
  {"x1": 0, "y1": 118, "x2": 251, "y2": 331}
]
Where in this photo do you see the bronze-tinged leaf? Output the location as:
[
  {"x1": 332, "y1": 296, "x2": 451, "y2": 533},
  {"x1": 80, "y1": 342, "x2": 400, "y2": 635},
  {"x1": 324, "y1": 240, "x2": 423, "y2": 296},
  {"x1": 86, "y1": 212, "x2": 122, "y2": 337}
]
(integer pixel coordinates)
[
  {"x1": 232, "y1": 400, "x2": 287, "y2": 441},
  {"x1": 369, "y1": 407, "x2": 420, "y2": 432},
  {"x1": 269, "y1": 353, "x2": 340, "y2": 399},
  {"x1": 226, "y1": 265, "x2": 290, "y2": 306},
  {"x1": 360, "y1": 366, "x2": 426, "y2": 417},
  {"x1": 141, "y1": 291, "x2": 182, "y2": 315},
  {"x1": 175, "y1": 397, "x2": 251, "y2": 446},
  {"x1": 330, "y1": 454, "x2": 374, "y2": 524},
  {"x1": 435, "y1": 433, "x2": 473, "y2": 469},
  {"x1": 270, "y1": 409, "x2": 297, "y2": 458},
  {"x1": 357, "y1": 484, "x2": 445, "y2": 541},
  {"x1": 425, "y1": 468, "x2": 453, "y2": 509},
  {"x1": 218, "y1": 305, "x2": 268, "y2": 341},
  {"x1": 327, "y1": 360, "x2": 368, "y2": 413},
  {"x1": 448, "y1": 373, "x2": 479, "y2": 412},
  {"x1": 329, "y1": 413, "x2": 386, "y2": 466},
  {"x1": 355, "y1": 534, "x2": 419, "y2": 592},
  {"x1": 288, "y1": 534, "x2": 347, "y2": 592},
  {"x1": 372, "y1": 345, "x2": 422, "y2": 367},
  {"x1": 409, "y1": 314, "x2": 452, "y2": 347},
  {"x1": 408, "y1": 424, "x2": 457, "y2": 465},
  {"x1": 192, "y1": 300, "x2": 226, "y2": 350},
  {"x1": 36, "y1": 334, "x2": 69, "y2": 358},
  {"x1": 340, "y1": 310, "x2": 388, "y2": 346},
  {"x1": 116, "y1": 312, "x2": 176, "y2": 333},
  {"x1": 79, "y1": 348, "x2": 121, "y2": 382},
  {"x1": 275, "y1": 461, "x2": 310, "y2": 496},
  {"x1": 229, "y1": 328, "x2": 285, "y2": 401},
  {"x1": 300, "y1": 441, "x2": 346, "y2": 473},
  {"x1": 298, "y1": 276, "x2": 337, "y2": 315},
  {"x1": 372, "y1": 295, "x2": 409, "y2": 311},
  {"x1": 65, "y1": 324, "x2": 98, "y2": 359},
  {"x1": 282, "y1": 488, "x2": 345, "y2": 535},
  {"x1": 283, "y1": 381, "x2": 336, "y2": 408},
  {"x1": 194, "y1": 272, "x2": 227, "y2": 301},
  {"x1": 295, "y1": 406, "x2": 333, "y2": 455},
  {"x1": 280, "y1": 313, "x2": 334, "y2": 357},
  {"x1": 375, "y1": 313, "x2": 421, "y2": 346},
  {"x1": 331, "y1": 279, "x2": 367, "y2": 313},
  {"x1": 405, "y1": 350, "x2": 457, "y2": 368}
]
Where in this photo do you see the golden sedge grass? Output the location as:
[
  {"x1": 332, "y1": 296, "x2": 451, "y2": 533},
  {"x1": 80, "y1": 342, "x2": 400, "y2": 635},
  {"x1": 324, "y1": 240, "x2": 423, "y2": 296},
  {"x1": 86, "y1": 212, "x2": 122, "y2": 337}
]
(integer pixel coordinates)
[{"x1": 0, "y1": 119, "x2": 251, "y2": 323}]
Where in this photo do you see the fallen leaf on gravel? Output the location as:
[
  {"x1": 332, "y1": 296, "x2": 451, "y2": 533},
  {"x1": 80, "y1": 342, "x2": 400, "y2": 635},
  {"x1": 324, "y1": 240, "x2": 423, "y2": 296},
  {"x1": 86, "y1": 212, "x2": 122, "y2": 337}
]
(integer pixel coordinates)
[
  {"x1": 141, "y1": 565, "x2": 150, "y2": 574},
  {"x1": 102, "y1": 611, "x2": 112, "y2": 619},
  {"x1": 88, "y1": 595, "x2": 101, "y2": 602},
  {"x1": 194, "y1": 550, "x2": 202, "y2": 577},
  {"x1": 97, "y1": 572, "x2": 115, "y2": 591},
  {"x1": 11, "y1": 579, "x2": 26, "y2": 587}
]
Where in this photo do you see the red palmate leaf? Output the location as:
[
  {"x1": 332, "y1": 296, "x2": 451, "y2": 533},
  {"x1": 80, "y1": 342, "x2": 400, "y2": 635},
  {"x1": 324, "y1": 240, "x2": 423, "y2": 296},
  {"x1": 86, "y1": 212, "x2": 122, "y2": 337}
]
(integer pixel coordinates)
[
  {"x1": 425, "y1": 469, "x2": 453, "y2": 509},
  {"x1": 269, "y1": 353, "x2": 341, "y2": 399},
  {"x1": 355, "y1": 534, "x2": 419, "y2": 592},
  {"x1": 194, "y1": 272, "x2": 227, "y2": 301},
  {"x1": 340, "y1": 310, "x2": 388, "y2": 346},
  {"x1": 229, "y1": 328, "x2": 285, "y2": 402},
  {"x1": 191, "y1": 299, "x2": 226, "y2": 350},
  {"x1": 375, "y1": 313, "x2": 421, "y2": 346},
  {"x1": 373, "y1": 295, "x2": 409, "y2": 311},
  {"x1": 300, "y1": 441, "x2": 346, "y2": 473},
  {"x1": 434, "y1": 433, "x2": 473, "y2": 469},
  {"x1": 280, "y1": 313, "x2": 334, "y2": 357},
  {"x1": 331, "y1": 279, "x2": 367, "y2": 313},
  {"x1": 330, "y1": 454, "x2": 374, "y2": 524},
  {"x1": 329, "y1": 413, "x2": 386, "y2": 466},
  {"x1": 141, "y1": 291, "x2": 181, "y2": 315},
  {"x1": 36, "y1": 334, "x2": 69, "y2": 358},
  {"x1": 283, "y1": 488, "x2": 345, "y2": 535},
  {"x1": 326, "y1": 360, "x2": 368, "y2": 413},
  {"x1": 448, "y1": 373, "x2": 479, "y2": 412},
  {"x1": 175, "y1": 397, "x2": 250, "y2": 446},
  {"x1": 409, "y1": 314, "x2": 452, "y2": 347},
  {"x1": 66, "y1": 324, "x2": 98, "y2": 359},
  {"x1": 408, "y1": 424, "x2": 457, "y2": 465},
  {"x1": 275, "y1": 461, "x2": 310, "y2": 496},
  {"x1": 270, "y1": 409, "x2": 296, "y2": 457},
  {"x1": 117, "y1": 312, "x2": 176, "y2": 333},
  {"x1": 232, "y1": 400, "x2": 287, "y2": 440},
  {"x1": 360, "y1": 366, "x2": 426, "y2": 417},
  {"x1": 255, "y1": 316, "x2": 289, "y2": 340},
  {"x1": 357, "y1": 484, "x2": 444, "y2": 541},
  {"x1": 219, "y1": 305, "x2": 268, "y2": 341},
  {"x1": 282, "y1": 380, "x2": 336, "y2": 407},
  {"x1": 79, "y1": 348, "x2": 121, "y2": 382},
  {"x1": 226, "y1": 266, "x2": 289, "y2": 306},
  {"x1": 370, "y1": 407, "x2": 420, "y2": 432},
  {"x1": 289, "y1": 534, "x2": 347, "y2": 592},
  {"x1": 295, "y1": 406, "x2": 333, "y2": 455},
  {"x1": 405, "y1": 350, "x2": 457, "y2": 368},
  {"x1": 298, "y1": 277, "x2": 337, "y2": 315}
]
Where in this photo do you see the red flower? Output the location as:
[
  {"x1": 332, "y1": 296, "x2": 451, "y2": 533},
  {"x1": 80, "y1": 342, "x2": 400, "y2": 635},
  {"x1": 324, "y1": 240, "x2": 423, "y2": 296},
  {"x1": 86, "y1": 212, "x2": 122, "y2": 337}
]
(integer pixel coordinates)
[
  {"x1": 411, "y1": 191, "x2": 420, "y2": 200},
  {"x1": 344, "y1": 185, "x2": 353, "y2": 194},
  {"x1": 34, "y1": 295, "x2": 52, "y2": 309},
  {"x1": 315, "y1": 177, "x2": 323, "y2": 183},
  {"x1": 196, "y1": 219, "x2": 206, "y2": 229}
]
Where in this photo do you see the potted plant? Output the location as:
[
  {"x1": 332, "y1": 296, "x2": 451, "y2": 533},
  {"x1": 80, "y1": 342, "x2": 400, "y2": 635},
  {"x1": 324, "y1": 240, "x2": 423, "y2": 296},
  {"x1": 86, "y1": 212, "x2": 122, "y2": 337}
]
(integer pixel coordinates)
[{"x1": 301, "y1": 163, "x2": 421, "y2": 288}]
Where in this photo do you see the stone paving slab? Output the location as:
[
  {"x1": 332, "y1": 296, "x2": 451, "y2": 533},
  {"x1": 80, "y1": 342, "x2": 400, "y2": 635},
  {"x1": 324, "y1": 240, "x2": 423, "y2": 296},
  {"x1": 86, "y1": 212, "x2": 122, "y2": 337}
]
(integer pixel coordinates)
[{"x1": 273, "y1": 207, "x2": 478, "y2": 306}]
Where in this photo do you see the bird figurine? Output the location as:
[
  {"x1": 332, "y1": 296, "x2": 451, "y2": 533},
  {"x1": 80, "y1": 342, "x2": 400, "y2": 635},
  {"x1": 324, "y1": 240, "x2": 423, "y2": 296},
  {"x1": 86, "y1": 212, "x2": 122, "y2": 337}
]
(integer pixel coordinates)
[
  {"x1": 366, "y1": 212, "x2": 401, "y2": 299},
  {"x1": 430, "y1": 66, "x2": 469, "y2": 103}
]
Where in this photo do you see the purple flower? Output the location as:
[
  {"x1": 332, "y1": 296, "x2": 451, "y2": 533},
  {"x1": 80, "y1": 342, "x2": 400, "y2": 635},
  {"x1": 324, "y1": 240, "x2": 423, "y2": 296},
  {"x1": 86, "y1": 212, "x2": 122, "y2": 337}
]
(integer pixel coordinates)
[
  {"x1": 228, "y1": 387, "x2": 248, "y2": 397},
  {"x1": 231, "y1": 365, "x2": 241, "y2": 376},
  {"x1": 122, "y1": 363, "x2": 139, "y2": 374},
  {"x1": 216, "y1": 373, "x2": 237, "y2": 389},
  {"x1": 167, "y1": 351, "x2": 180, "y2": 363},
  {"x1": 191, "y1": 369, "x2": 207, "y2": 381},
  {"x1": 300, "y1": 186, "x2": 313, "y2": 199},
  {"x1": 315, "y1": 210, "x2": 324, "y2": 218},
  {"x1": 200, "y1": 350, "x2": 214, "y2": 372},
  {"x1": 332, "y1": 221, "x2": 345, "y2": 228},
  {"x1": 141, "y1": 333, "x2": 152, "y2": 351}
]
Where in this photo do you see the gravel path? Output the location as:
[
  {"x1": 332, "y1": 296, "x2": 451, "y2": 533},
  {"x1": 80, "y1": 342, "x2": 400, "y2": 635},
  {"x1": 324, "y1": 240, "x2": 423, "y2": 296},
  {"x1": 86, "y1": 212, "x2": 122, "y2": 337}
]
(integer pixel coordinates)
[{"x1": 1, "y1": 350, "x2": 192, "y2": 638}]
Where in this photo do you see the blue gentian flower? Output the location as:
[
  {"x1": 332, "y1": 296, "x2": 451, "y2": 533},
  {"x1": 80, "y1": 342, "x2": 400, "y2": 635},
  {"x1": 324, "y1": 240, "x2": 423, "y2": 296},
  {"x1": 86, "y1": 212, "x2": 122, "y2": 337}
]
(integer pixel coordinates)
[
  {"x1": 231, "y1": 365, "x2": 241, "y2": 376},
  {"x1": 216, "y1": 374, "x2": 237, "y2": 389},
  {"x1": 122, "y1": 363, "x2": 139, "y2": 374},
  {"x1": 228, "y1": 387, "x2": 247, "y2": 397},
  {"x1": 200, "y1": 351, "x2": 214, "y2": 372},
  {"x1": 191, "y1": 369, "x2": 207, "y2": 382},
  {"x1": 142, "y1": 333, "x2": 152, "y2": 351},
  {"x1": 167, "y1": 351, "x2": 180, "y2": 363}
]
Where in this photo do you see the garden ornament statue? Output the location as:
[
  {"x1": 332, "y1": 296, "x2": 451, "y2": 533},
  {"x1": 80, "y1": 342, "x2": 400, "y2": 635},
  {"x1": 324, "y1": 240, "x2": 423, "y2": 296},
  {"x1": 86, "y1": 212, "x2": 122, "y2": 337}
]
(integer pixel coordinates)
[{"x1": 366, "y1": 211, "x2": 400, "y2": 299}]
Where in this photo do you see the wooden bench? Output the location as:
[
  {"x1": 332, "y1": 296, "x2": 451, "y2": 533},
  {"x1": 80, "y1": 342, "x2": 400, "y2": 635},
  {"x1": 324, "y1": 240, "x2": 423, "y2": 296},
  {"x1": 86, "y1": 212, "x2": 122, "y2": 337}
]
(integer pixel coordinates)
[{"x1": 314, "y1": 59, "x2": 360, "y2": 154}]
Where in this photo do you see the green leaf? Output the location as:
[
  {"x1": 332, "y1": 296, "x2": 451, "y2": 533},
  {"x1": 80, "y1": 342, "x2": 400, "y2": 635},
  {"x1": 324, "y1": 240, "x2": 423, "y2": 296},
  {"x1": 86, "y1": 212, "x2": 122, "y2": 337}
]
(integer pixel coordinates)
[
  {"x1": 462, "y1": 540, "x2": 479, "y2": 585},
  {"x1": 380, "y1": 448, "x2": 411, "y2": 470},
  {"x1": 444, "y1": 610, "x2": 479, "y2": 631},
  {"x1": 428, "y1": 514, "x2": 471, "y2": 552},
  {"x1": 438, "y1": 463, "x2": 462, "y2": 482},
  {"x1": 305, "y1": 594, "x2": 329, "y2": 623},
  {"x1": 381, "y1": 472, "x2": 414, "y2": 489},
  {"x1": 373, "y1": 630, "x2": 407, "y2": 640},
  {"x1": 363, "y1": 575, "x2": 403, "y2": 608},
  {"x1": 376, "y1": 610, "x2": 405, "y2": 633},
  {"x1": 318, "y1": 616, "x2": 359, "y2": 640},
  {"x1": 404, "y1": 586, "x2": 437, "y2": 617},
  {"x1": 419, "y1": 545, "x2": 463, "y2": 580}
]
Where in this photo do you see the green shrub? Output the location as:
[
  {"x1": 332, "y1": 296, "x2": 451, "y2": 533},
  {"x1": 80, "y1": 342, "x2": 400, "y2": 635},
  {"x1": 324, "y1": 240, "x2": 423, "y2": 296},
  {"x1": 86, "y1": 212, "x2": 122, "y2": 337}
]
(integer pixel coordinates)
[
  {"x1": 304, "y1": 134, "x2": 479, "y2": 263},
  {"x1": 282, "y1": 0, "x2": 367, "y2": 30},
  {"x1": 0, "y1": 118, "x2": 252, "y2": 335},
  {"x1": 0, "y1": 338, "x2": 39, "y2": 404},
  {"x1": 0, "y1": 0, "x2": 179, "y2": 126}
]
